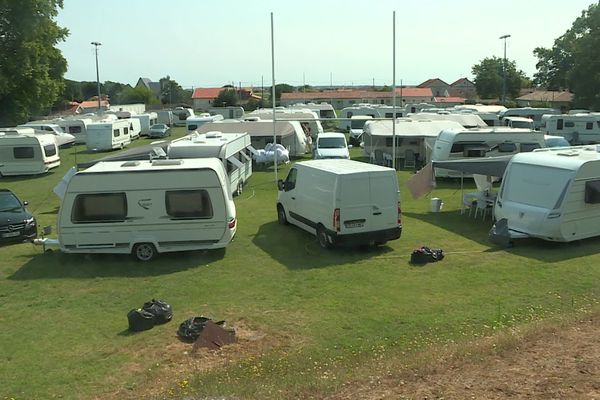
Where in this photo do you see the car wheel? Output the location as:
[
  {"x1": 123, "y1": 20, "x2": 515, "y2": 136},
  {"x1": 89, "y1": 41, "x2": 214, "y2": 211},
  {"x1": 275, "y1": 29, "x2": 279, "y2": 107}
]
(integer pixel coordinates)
[
  {"x1": 317, "y1": 225, "x2": 331, "y2": 249},
  {"x1": 132, "y1": 243, "x2": 156, "y2": 262},
  {"x1": 277, "y1": 204, "x2": 288, "y2": 225}
]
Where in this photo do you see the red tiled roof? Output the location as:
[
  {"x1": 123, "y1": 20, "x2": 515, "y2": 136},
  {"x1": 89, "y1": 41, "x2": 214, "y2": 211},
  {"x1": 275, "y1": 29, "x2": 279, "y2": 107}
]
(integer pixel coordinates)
[
  {"x1": 450, "y1": 77, "x2": 474, "y2": 86},
  {"x1": 192, "y1": 88, "x2": 224, "y2": 99},
  {"x1": 434, "y1": 97, "x2": 466, "y2": 103},
  {"x1": 516, "y1": 90, "x2": 573, "y2": 102},
  {"x1": 281, "y1": 88, "x2": 433, "y2": 101},
  {"x1": 79, "y1": 100, "x2": 109, "y2": 108},
  {"x1": 395, "y1": 87, "x2": 433, "y2": 97},
  {"x1": 417, "y1": 78, "x2": 449, "y2": 88}
]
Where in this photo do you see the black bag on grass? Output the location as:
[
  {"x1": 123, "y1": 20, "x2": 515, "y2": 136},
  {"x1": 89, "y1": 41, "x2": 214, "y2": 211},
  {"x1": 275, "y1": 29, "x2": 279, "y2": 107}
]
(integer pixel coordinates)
[
  {"x1": 127, "y1": 308, "x2": 156, "y2": 332},
  {"x1": 410, "y1": 246, "x2": 444, "y2": 265},
  {"x1": 177, "y1": 316, "x2": 211, "y2": 342},
  {"x1": 142, "y1": 299, "x2": 173, "y2": 324}
]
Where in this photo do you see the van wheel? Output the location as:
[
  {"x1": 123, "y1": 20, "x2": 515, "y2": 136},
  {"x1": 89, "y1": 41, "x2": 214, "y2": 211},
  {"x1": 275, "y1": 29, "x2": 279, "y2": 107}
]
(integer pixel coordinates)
[
  {"x1": 317, "y1": 225, "x2": 331, "y2": 249},
  {"x1": 132, "y1": 243, "x2": 156, "y2": 262},
  {"x1": 277, "y1": 204, "x2": 288, "y2": 225}
]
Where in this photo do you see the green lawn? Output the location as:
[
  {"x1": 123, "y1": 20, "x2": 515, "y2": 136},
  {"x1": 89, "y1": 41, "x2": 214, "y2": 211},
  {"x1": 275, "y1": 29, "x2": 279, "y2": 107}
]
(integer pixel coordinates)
[{"x1": 1, "y1": 130, "x2": 599, "y2": 399}]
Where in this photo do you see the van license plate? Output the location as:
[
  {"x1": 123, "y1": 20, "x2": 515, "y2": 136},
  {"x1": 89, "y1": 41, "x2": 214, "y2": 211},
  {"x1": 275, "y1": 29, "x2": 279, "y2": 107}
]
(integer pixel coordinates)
[
  {"x1": 2, "y1": 231, "x2": 20, "y2": 238},
  {"x1": 344, "y1": 220, "x2": 365, "y2": 228}
]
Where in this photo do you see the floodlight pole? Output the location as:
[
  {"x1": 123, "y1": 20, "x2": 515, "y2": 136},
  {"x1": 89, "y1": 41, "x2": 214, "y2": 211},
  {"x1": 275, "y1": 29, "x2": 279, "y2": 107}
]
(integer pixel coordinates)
[
  {"x1": 271, "y1": 12, "x2": 277, "y2": 181},
  {"x1": 91, "y1": 42, "x2": 102, "y2": 112},
  {"x1": 499, "y1": 34, "x2": 510, "y2": 105},
  {"x1": 392, "y1": 11, "x2": 397, "y2": 170}
]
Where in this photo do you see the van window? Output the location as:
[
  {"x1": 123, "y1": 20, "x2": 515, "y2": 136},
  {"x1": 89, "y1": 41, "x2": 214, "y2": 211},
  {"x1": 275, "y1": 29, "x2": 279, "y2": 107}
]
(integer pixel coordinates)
[
  {"x1": 69, "y1": 126, "x2": 82, "y2": 134},
  {"x1": 13, "y1": 147, "x2": 34, "y2": 159},
  {"x1": 585, "y1": 180, "x2": 600, "y2": 204},
  {"x1": 284, "y1": 168, "x2": 297, "y2": 191},
  {"x1": 72, "y1": 193, "x2": 127, "y2": 223},
  {"x1": 43, "y1": 144, "x2": 56, "y2": 157},
  {"x1": 113, "y1": 129, "x2": 119, "y2": 137},
  {"x1": 165, "y1": 190, "x2": 213, "y2": 219}
]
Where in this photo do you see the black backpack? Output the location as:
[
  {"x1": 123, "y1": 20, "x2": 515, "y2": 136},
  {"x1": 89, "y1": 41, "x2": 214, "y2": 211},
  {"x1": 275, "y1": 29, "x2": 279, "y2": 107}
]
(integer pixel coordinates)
[
  {"x1": 142, "y1": 299, "x2": 173, "y2": 325},
  {"x1": 127, "y1": 309, "x2": 156, "y2": 332}
]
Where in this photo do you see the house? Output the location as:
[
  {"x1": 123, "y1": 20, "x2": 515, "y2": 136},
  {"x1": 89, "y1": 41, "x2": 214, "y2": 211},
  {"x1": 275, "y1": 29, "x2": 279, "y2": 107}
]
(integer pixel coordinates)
[
  {"x1": 515, "y1": 90, "x2": 573, "y2": 111},
  {"x1": 135, "y1": 78, "x2": 162, "y2": 98},
  {"x1": 280, "y1": 88, "x2": 435, "y2": 109},
  {"x1": 78, "y1": 99, "x2": 110, "y2": 113},
  {"x1": 417, "y1": 78, "x2": 451, "y2": 97},
  {"x1": 191, "y1": 87, "x2": 261, "y2": 110},
  {"x1": 449, "y1": 78, "x2": 477, "y2": 99}
]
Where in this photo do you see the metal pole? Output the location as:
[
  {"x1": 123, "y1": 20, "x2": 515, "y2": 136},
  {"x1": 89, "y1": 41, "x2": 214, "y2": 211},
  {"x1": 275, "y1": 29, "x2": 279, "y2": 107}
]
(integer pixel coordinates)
[
  {"x1": 392, "y1": 11, "x2": 397, "y2": 170},
  {"x1": 271, "y1": 12, "x2": 277, "y2": 181},
  {"x1": 499, "y1": 34, "x2": 510, "y2": 105},
  {"x1": 91, "y1": 42, "x2": 102, "y2": 112}
]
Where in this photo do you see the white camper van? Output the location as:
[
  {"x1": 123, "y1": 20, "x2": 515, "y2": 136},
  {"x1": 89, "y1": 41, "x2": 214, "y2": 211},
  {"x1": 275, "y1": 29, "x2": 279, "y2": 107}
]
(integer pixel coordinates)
[
  {"x1": 493, "y1": 145, "x2": 600, "y2": 242},
  {"x1": 277, "y1": 159, "x2": 402, "y2": 249},
  {"x1": 86, "y1": 119, "x2": 132, "y2": 151},
  {"x1": 132, "y1": 112, "x2": 158, "y2": 136},
  {"x1": 157, "y1": 110, "x2": 174, "y2": 127},
  {"x1": 19, "y1": 122, "x2": 75, "y2": 147},
  {"x1": 540, "y1": 114, "x2": 600, "y2": 144},
  {"x1": 125, "y1": 118, "x2": 141, "y2": 140},
  {"x1": 313, "y1": 132, "x2": 350, "y2": 160},
  {"x1": 38, "y1": 158, "x2": 237, "y2": 261},
  {"x1": 0, "y1": 131, "x2": 60, "y2": 176},
  {"x1": 431, "y1": 128, "x2": 547, "y2": 177},
  {"x1": 185, "y1": 113, "x2": 224, "y2": 132},
  {"x1": 168, "y1": 131, "x2": 253, "y2": 196}
]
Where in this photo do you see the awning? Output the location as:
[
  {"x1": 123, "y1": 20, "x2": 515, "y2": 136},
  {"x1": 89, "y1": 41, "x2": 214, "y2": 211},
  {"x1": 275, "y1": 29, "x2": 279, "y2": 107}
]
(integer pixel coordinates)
[
  {"x1": 77, "y1": 142, "x2": 170, "y2": 168},
  {"x1": 432, "y1": 155, "x2": 514, "y2": 177}
]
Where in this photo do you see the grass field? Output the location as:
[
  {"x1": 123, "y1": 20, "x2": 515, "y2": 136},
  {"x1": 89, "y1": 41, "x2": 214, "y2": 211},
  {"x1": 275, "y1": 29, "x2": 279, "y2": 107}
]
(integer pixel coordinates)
[{"x1": 1, "y1": 128, "x2": 599, "y2": 399}]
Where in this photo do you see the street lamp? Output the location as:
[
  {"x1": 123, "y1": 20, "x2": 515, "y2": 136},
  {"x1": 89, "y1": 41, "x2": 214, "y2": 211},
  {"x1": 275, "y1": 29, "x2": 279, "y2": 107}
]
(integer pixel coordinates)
[
  {"x1": 499, "y1": 34, "x2": 510, "y2": 105},
  {"x1": 91, "y1": 41, "x2": 102, "y2": 111}
]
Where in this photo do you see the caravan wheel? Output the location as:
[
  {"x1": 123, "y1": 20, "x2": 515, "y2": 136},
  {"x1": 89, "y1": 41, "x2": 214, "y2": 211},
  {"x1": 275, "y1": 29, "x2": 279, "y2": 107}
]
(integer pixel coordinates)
[
  {"x1": 132, "y1": 243, "x2": 156, "y2": 262},
  {"x1": 236, "y1": 182, "x2": 243, "y2": 196}
]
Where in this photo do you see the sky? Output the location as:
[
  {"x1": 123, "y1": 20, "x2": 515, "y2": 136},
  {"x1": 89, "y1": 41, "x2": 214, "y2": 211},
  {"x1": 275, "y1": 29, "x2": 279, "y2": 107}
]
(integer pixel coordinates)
[{"x1": 56, "y1": 0, "x2": 597, "y2": 89}]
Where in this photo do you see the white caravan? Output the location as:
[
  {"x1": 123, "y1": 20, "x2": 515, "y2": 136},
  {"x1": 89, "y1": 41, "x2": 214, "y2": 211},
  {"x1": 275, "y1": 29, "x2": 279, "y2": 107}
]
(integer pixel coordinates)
[
  {"x1": 452, "y1": 104, "x2": 506, "y2": 126},
  {"x1": 339, "y1": 105, "x2": 381, "y2": 131},
  {"x1": 172, "y1": 107, "x2": 195, "y2": 126},
  {"x1": 35, "y1": 158, "x2": 236, "y2": 261},
  {"x1": 289, "y1": 102, "x2": 336, "y2": 118},
  {"x1": 540, "y1": 113, "x2": 600, "y2": 144},
  {"x1": 157, "y1": 110, "x2": 174, "y2": 127},
  {"x1": 86, "y1": 119, "x2": 132, "y2": 151},
  {"x1": 132, "y1": 112, "x2": 158, "y2": 136},
  {"x1": 208, "y1": 107, "x2": 244, "y2": 119},
  {"x1": 167, "y1": 131, "x2": 253, "y2": 196},
  {"x1": 348, "y1": 115, "x2": 374, "y2": 145},
  {"x1": 185, "y1": 113, "x2": 224, "y2": 132},
  {"x1": 362, "y1": 118, "x2": 464, "y2": 167},
  {"x1": 503, "y1": 116, "x2": 534, "y2": 129},
  {"x1": 19, "y1": 121, "x2": 75, "y2": 147},
  {"x1": 0, "y1": 131, "x2": 60, "y2": 176},
  {"x1": 500, "y1": 107, "x2": 560, "y2": 129},
  {"x1": 55, "y1": 118, "x2": 93, "y2": 144},
  {"x1": 197, "y1": 120, "x2": 309, "y2": 156},
  {"x1": 431, "y1": 128, "x2": 547, "y2": 177},
  {"x1": 245, "y1": 108, "x2": 324, "y2": 140},
  {"x1": 313, "y1": 132, "x2": 350, "y2": 160},
  {"x1": 124, "y1": 118, "x2": 141, "y2": 140},
  {"x1": 493, "y1": 145, "x2": 600, "y2": 242},
  {"x1": 409, "y1": 111, "x2": 488, "y2": 128},
  {"x1": 276, "y1": 159, "x2": 402, "y2": 248}
]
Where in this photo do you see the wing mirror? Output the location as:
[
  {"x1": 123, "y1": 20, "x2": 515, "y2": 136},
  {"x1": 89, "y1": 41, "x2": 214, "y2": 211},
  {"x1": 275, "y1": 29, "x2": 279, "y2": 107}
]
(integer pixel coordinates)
[{"x1": 277, "y1": 179, "x2": 284, "y2": 191}]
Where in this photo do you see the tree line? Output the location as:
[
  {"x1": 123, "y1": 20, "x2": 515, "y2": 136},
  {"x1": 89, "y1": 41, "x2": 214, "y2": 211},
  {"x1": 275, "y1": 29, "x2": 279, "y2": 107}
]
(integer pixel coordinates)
[{"x1": 1, "y1": 1, "x2": 599, "y2": 126}]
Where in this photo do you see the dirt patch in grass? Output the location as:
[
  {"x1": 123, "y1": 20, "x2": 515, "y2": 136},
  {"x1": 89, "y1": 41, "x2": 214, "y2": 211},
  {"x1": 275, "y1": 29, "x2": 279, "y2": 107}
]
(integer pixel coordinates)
[{"x1": 331, "y1": 314, "x2": 600, "y2": 400}]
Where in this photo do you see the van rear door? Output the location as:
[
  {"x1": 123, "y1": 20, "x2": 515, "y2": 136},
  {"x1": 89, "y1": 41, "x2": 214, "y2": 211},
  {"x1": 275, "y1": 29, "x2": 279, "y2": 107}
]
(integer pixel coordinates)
[{"x1": 368, "y1": 171, "x2": 399, "y2": 231}]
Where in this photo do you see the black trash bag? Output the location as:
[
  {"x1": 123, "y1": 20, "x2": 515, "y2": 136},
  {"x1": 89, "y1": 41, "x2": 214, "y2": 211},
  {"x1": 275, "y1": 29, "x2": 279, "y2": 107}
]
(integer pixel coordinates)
[
  {"x1": 410, "y1": 246, "x2": 444, "y2": 265},
  {"x1": 142, "y1": 299, "x2": 173, "y2": 325},
  {"x1": 127, "y1": 308, "x2": 156, "y2": 332},
  {"x1": 177, "y1": 317, "x2": 227, "y2": 342}
]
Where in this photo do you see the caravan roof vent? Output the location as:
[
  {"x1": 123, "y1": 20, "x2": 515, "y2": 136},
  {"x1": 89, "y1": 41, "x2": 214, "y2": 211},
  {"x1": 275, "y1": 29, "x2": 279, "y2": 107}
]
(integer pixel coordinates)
[
  {"x1": 121, "y1": 161, "x2": 140, "y2": 167},
  {"x1": 205, "y1": 131, "x2": 222, "y2": 138},
  {"x1": 152, "y1": 159, "x2": 183, "y2": 166},
  {"x1": 556, "y1": 150, "x2": 580, "y2": 157}
]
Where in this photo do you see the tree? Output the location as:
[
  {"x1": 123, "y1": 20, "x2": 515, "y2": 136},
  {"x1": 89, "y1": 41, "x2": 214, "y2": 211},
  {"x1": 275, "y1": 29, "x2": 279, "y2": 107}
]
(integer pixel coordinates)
[
  {"x1": 159, "y1": 76, "x2": 190, "y2": 105},
  {"x1": 119, "y1": 86, "x2": 159, "y2": 105},
  {"x1": 0, "y1": 0, "x2": 68, "y2": 125},
  {"x1": 471, "y1": 57, "x2": 526, "y2": 100},
  {"x1": 269, "y1": 83, "x2": 295, "y2": 102},
  {"x1": 213, "y1": 88, "x2": 239, "y2": 107}
]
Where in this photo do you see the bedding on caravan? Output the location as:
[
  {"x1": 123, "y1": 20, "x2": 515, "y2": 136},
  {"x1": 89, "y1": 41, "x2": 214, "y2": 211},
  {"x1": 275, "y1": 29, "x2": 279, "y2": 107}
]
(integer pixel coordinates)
[
  {"x1": 157, "y1": 110, "x2": 174, "y2": 127},
  {"x1": 86, "y1": 119, "x2": 132, "y2": 151},
  {"x1": 431, "y1": 128, "x2": 547, "y2": 177},
  {"x1": 540, "y1": 114, "x2": 600, "y2": 144},
  {"x1": 0, "y1": 130, "x2": 60, "y2": 176},
  {"x1": 172, "y1": 107, "x2": 195, "y2": 126},
  {"x1": 185, "y1": 113, "x2": 225, "y2": 132},
  {"x1": 34, "y1": 158, "x2": 236, "y2": 261},
  {"x1": 197, "y1": 120, "x2": 309, "y2": 156},
  {"x1": 362, "y1": 118, "x2": 464, "y2": 167},
  {"x1": 167, "y1": 131, "x2": 253, "y2": 196},
  {"x1": 19, "y1": 121, "x2": 76, "y2": 147},
  {"x1": 132, "y1": 112, "x2": 158, "y2": 136},
  {"x1": 500, "y1": 107, "x2": 559, "y2": 130},
  {"x1": 55, "y1": 118, "x2": 93, "y2": 144},
  {"x1": 492, "y1": 145, "x2": 600, "y2": 243}
]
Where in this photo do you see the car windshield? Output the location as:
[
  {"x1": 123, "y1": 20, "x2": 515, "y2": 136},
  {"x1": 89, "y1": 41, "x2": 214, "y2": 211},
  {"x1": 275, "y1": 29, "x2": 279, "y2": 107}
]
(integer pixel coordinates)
[
  {"x1": 318, "y1": 137, "x2": 346, "y2": 149},
  {"x1": 0, "y1": 192, "x2": 22, "y2": 212}
]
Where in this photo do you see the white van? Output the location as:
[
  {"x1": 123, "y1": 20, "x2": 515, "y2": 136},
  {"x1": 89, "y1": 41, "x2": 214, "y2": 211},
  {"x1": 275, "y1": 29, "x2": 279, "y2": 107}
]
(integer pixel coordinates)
[
  {"x1": 168, "y1": 131, "x2": 253, "y2": 196},
  {"x1": 36, "y1": 158, "x2": 237, "y2": 261},
  {"x1": 86, "y1": 119, "x2": 132, "y2": 151},
  {"x1": 132, "y1": 113, "x2": 158, "y2": 136},
  {"x1": 493, "y1": 145, "x2": 600, "y2": 242},
  {"x1": 157, "y1": 110, "x2": 174, "y2": 127},
  {"x1": 19, "y1": 122, "x2": 75, "y2": 147},
  {"x1": 0, "y1": 131, "x2": 60, "y2": 176},
  {"x1": 277, "y1": 159, "x2": 401, "y2": 248},
  {"x1": 313, "y1": 132, "x2": 350, "y2": 160}
]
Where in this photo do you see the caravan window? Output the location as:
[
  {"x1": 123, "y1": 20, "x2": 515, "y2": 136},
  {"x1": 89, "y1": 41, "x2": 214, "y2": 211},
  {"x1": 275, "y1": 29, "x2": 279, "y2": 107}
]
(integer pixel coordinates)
[
  {"x1": 43, "y1": 144, "x2": 56, "y2": 157},
  {"x1": 498, "y1": 143, "x2": 517, "y2": 153},
  {"x1": 13, "y1": 147, "x2": 34, "y2": 159},
  {"x1": 565, "y1": 121, "x2": 575, "y2": 128},
  {"x1": 586, "y1": 122, "x2": 593, "y2": 130},
  {"x1": 72, "y1": 193, "x2": 127, "y2": 223},
  {"x1": 165, "y1": 190, "x2": 213, "y2": 219},
  {"x1": 557, "y1": 119, "x2": 564, "y2": 130},
  {"x1": 124, "y1": 127, "x2": 129, "y2": 135},
  {"x1": 450, "y1": 142, "x2": 485, "y2": 153},
  {"x1": 69, "y1": 126, "x2": 82, "y2": 134},
  {"x1": 585, "y1": 180, "x2": 600, "y2": 204},
  {"x1": 113, "y1": 129, "x2": 119, "y2": 137}
]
